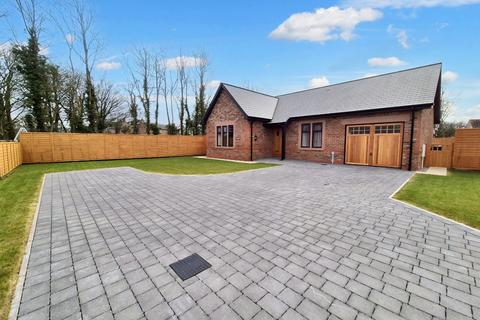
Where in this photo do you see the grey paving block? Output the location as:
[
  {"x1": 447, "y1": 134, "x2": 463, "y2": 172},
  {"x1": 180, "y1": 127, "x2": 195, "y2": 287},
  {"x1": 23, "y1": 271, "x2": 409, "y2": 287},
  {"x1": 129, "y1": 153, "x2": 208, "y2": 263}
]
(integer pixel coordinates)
[
  {"x1": 137, "y1": 288, "x2": 164, "y2": 312},
  {"x1": 185, "y1": 280, "x2": 211, "y2": 301},
  {"x1": 114, "y1": 303, "x2": 143, "y2": 320},
  {"x1": 409, "y1": 294, "x2": 446, "y2": 319},
  {"x1": 109, "y1": 290, "x2": 136, "y2": 314},
  {"x1": 296, "y1": 298, "x2": 329, "y2": 320},
  {"x1": 258, "y1": 293, "x2": 289, "y2": 319},
  {"x1": 144, "y1": 302, "x2": 174, "y2": 320},
  {"x1": 198, "y1": 292, "x2": 223, "y2": 314},
  {"x1": 210, "y1": 304, "x2": 241, "y2": 320},
  {"x1": 50, "y1": 296, "x2": 80, "y2": 320},
  {"x1": 217, "y1": 284, "x2": 241, "y2": 303},
  {"x1": 231, "y1": 295, "x2": 260, "y2": 319},
  {"x1": 81, "y1": 294, "x2": 110, "y2": 319},
  {"x1": 322, "y1": 281, "x2": 350, "y2": 303},
  {"x1": 328, "y1": 299, "x2": 358, "y2": 320}
]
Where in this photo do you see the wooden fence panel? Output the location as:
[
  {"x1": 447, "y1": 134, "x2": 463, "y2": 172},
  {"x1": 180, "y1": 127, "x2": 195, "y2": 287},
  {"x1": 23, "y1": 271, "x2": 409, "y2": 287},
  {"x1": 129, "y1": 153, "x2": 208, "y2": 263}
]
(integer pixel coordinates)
[
  {"x1": 20, "y1": 132, "x2": 206, "y2": 164},
  {"x1": 425, "y1": 137, "x2": 455, "y2": 168},
  {"x1": 453, "y1": 129, "x2": 480, "y2": 170},
  {"x1": 0, "y1": 142, "x2": 22, "y2": 178}
]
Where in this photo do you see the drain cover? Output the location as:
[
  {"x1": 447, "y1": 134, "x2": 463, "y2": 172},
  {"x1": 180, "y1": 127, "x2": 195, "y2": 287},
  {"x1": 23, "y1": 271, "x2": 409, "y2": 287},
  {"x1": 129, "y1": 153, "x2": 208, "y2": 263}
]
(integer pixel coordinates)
[{"x1": 170, "y1": 253, "x2": 212, "y2": 281}]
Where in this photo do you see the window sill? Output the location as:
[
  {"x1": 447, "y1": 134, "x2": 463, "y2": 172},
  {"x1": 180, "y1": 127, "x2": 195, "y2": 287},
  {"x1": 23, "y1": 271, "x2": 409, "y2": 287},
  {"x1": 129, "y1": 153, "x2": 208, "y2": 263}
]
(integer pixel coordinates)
[{"x1": 299, "y1": 147, "x2": 325, "y2": 151}]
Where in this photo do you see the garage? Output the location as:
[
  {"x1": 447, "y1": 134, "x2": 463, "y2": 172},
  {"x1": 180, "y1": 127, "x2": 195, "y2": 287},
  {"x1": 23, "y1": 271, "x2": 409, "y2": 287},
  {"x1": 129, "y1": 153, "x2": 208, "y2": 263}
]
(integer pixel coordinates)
[{"x1": 345, "y1": 123, "x2": 404, "y2": 168}]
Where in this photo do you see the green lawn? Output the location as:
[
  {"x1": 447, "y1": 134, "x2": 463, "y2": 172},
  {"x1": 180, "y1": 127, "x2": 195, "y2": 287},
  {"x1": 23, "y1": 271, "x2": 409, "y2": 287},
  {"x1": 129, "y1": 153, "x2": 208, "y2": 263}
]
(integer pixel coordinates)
[
  {"x1": 395, "y1": 170, "x2": 480, "y2": 229},
  {"x1": 0, "y1": 157, "x2": 276, "y2": 320}
]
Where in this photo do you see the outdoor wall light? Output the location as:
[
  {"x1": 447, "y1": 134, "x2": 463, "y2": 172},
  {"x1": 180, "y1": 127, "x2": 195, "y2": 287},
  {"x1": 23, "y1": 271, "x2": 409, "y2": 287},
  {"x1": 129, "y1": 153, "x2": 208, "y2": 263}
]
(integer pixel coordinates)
[{"x1": 254, "y1": 135, "x2": 258, "y2": 141}]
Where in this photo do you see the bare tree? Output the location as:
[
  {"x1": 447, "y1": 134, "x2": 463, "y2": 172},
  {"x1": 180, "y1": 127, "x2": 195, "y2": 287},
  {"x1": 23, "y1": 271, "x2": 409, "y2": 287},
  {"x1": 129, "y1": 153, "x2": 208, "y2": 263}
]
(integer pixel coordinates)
[
  {"x1": 192, "y1": 52, "x2": 209, "y2": 135},
  {"x1": 0, "y1": 46, "x2": 22, "y2": 139},
  {"x1": 129, "y1": 47, "x2": 152, "y2": 134},
  {"x1": 153, "y1": 55, "x2": 163, "y2": 128},
  {"x1": 95, "y1": 80, "x2": 122, "y2": 132},
  {"x1": 126, "y1": 84, "x2": 138, "y2": 134},
  {"x1": 69, "y1": 0, "x2": 100, "y2": 132},
  {"x1": 60, "y1": 69, "x2": 85, "y2": 132},
  {"x1": 176, "y1": 56, "x2": 190, "y2": 135}
]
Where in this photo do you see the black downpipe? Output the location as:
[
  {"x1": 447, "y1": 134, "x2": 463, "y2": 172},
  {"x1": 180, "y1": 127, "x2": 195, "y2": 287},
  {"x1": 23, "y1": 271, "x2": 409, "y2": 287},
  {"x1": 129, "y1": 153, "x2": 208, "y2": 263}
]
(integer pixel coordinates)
[
  {"x1": 250, "y1": 120, "x2": 253, "y2": 161},
  {"x1": 281, "y1": 124, "x2": 286, "y2": 160},
  {"x1": 408, "y1": 108, "x2": 415, "y2": 171}
]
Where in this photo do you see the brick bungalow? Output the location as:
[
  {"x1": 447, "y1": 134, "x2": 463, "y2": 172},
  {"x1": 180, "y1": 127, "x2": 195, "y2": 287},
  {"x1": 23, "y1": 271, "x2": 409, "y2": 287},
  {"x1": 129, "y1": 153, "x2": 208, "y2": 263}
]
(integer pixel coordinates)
[{"x1": 203, "y1": 64, "x2": 442, "y2": 170}]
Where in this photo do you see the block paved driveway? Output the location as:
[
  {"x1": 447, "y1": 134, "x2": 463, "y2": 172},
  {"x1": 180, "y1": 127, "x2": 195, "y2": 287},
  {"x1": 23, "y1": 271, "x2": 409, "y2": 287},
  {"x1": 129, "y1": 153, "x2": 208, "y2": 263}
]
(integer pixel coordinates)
[{"x1": 17, "y1": 161, "x2": 480, "y2": 320}]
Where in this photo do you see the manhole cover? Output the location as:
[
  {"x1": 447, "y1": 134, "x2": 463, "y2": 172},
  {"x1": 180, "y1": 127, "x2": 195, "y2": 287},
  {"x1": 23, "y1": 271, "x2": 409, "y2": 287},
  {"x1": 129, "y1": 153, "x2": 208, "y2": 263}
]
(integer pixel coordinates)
[{"x1": 170, "y1": 253, "x2": 212, "y2": 281}]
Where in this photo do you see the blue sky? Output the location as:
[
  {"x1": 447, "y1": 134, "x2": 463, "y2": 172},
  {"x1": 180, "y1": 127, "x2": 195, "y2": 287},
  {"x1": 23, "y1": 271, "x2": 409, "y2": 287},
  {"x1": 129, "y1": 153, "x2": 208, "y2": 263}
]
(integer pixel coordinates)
[{"x1": 2, "y1": 0, "x2": 480, "y2": 122}]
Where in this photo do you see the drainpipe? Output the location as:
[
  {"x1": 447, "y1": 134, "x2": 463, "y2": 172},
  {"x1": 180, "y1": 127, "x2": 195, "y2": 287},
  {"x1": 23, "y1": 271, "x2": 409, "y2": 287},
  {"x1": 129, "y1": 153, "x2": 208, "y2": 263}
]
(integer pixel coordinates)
[
  {"x1": 408, "y1": 107, "x2": 415, "y2": 171},
  {"x1": 281, "y1": 124, "x2": 286, "y2": 161},
  {"x1": 250, "y1": 120, "x2": 253, "y2": 161}
]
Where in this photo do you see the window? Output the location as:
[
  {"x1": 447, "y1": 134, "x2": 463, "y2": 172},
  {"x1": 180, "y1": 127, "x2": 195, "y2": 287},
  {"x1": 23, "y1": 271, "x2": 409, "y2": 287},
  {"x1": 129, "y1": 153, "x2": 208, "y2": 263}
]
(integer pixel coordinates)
[
  {"x1": 348, "y1": 126, "x2": 370, "y2": 135},
  {"x1": 301, "y1": 124, "x2": 311, "y2": 148},
  {"x1": 216, "y1": 125, "x2": 234, "y2": 147},
  {"x1": 375, "y1": 124, "x2": 401, "y2": 134},
  {"x1": 216, "y1": 127, "x2": 222, "y2": 147},
  {"x1": 222, "y1": 126, "x2": 228, "y2": 146},
  {"x1": 431, "y1": 145, "x2": 443, "y2": 151},
  {"x1": 301, "y1": 122, "x2": 323, "y2": 148},
  {"x1": 228, "y1": 125, "x2": 234, "y2": 147},
  {"x1": 312, "y1": 123, "x2": 323, "y2": 148}
]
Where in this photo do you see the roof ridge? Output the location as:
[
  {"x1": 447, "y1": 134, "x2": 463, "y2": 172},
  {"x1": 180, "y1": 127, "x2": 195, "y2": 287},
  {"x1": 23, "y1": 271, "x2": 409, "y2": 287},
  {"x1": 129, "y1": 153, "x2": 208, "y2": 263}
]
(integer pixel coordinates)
[
  {"x1": 222, "y1": 83, "x2": 278, "y2": 99},
  {"x1": 276, "y1": 63, "x2": 443, "y2": 97}
]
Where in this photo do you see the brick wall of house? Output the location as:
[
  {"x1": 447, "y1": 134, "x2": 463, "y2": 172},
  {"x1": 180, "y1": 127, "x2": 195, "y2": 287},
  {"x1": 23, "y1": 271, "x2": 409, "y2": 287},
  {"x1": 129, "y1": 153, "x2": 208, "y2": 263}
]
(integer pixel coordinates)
[
  {"x1": 284, "y1": 110, "x2": 432, "y2": 170},
  {"x1": 412, "y1": 107, "x2": 434, "y2": 170},
  {"x1": 206, "y1": 89, "x2": 252, "y2": 161},
  {"x1": 252, "y1": 121, "x2": 274, "y2": 160},
  {"x1": 206, "y1": 88, "x2": 434, "y2": 170}
]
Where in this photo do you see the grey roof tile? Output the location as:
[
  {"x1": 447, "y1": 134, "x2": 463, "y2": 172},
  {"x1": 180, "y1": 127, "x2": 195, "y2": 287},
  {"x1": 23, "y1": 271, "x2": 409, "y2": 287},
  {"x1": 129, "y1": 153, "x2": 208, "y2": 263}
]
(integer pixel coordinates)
[
  {"x1": 222, "y1": 84, "x2": 278, "y2": 120},
  {"x1": 215, "y1": 64, "x2": 441, "y2": 124}
]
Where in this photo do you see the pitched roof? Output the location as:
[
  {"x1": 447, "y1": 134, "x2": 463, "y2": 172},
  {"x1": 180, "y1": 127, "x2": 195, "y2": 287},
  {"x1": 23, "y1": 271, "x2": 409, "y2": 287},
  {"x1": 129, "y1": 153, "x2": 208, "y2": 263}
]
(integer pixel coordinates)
[
  {"x1": 222, "y1": 84, "x2": 278, "y2": 120},
  {"x1": 206, "y1": 63, "x2": 442, "y2": 124},
  {"x1": 272, "y1": 63, "x2": 441, "y2": 123},
  {"x1": 467, "y1": 119, "x2": 480, "y2": 128}
]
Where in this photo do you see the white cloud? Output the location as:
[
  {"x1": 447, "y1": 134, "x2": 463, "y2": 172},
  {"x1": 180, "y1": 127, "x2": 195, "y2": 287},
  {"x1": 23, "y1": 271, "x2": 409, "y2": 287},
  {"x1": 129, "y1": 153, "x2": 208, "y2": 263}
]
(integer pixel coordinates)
[
  {"x1": 436, "y1": 22, "x2": 449, "y2": 30},
  {"x1": 396, "y1": 30, "x2": 409, "y2": 49},
  {"x1": 39, "y1": 46, "x2": 49, "y2": 55},
  {"x1": 96, "y1": 61, "x2": 121, "y2": 71},
  {"x1": 0, "y1": 41, "x2": 49, "y2": 56},
  {"x1": 165, "y1": 56, "x2": 205, "y2": 69},
  {"x1": 207, "y1": 80, "x2": 221, "y2": 89},
  {"x1": 442, "y1": 70, "x2": 459, "y2": 83},
  {"x1": 269, "y1": 6, "x2": 382, "y2": 43},
  {"x1": 362, "y1": 73, "x2": 379, "y2": 78},
  {"x1": 387, "y1": 25, "x2": 409, "y2": 49},
  {"x1": 309, "y1": 76, "x2": 330, "y2": 88},
  {"x1": 343, "y1": 0, "x2": 480, "y2": 8},
  {"x1": 65, "y1": 34, "x2": 75, "y2": 44},
  {"x1": 450, "y1": 104, "x2": 480, "y2": 121},
  {"x1": 0, "y1": 41, "x2": 12, "y2": 54},
  {"x1": 368, "y1": 57, "x2": 406, "y2": 67}
]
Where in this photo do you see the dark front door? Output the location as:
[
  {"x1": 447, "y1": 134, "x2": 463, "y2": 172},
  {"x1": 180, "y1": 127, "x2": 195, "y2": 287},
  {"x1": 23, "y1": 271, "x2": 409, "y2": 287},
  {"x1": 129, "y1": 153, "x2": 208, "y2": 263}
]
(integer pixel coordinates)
[{"x1": 273, "y1": 128, "x2": 282, "y2": 158}]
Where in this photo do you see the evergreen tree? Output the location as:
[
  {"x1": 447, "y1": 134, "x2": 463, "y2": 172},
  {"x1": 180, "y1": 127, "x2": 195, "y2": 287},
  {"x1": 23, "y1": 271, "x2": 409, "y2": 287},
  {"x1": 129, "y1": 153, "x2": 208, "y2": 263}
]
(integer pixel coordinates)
[
  {"x1": 13, "y1": 33, "x2": 49, "y2": 131},
  {"x1": 84, "y1": 76, "x2": 97, "y2": 132}
]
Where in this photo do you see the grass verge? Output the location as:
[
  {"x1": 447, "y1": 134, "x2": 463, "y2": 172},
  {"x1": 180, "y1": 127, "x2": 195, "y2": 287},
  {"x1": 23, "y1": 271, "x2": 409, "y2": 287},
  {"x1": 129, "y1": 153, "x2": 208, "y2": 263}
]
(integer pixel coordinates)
[
  {"x1": 0, "y1": 156, "x2": 276, "y2": 319},
  {"x1": 394, "y1": 170, "x2": 480, "y2": 229}
]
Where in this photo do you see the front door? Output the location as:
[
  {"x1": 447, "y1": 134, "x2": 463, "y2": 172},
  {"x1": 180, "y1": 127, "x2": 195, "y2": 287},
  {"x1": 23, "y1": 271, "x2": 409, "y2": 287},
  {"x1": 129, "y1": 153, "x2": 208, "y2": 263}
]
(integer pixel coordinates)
[
  {"x1": 273, "y1": 128, "x2": 282, "y2": 157},
  {"x1": 345, "y1": 123, "x2": 403, "y2": 168}
]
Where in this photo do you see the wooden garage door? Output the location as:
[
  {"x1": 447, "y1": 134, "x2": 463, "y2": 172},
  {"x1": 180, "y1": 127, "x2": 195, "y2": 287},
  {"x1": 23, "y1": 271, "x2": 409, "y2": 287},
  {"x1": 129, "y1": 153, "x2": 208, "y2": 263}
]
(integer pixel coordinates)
[{"x1": 346, "y1": 123, "x2": 403, "y2": 168}]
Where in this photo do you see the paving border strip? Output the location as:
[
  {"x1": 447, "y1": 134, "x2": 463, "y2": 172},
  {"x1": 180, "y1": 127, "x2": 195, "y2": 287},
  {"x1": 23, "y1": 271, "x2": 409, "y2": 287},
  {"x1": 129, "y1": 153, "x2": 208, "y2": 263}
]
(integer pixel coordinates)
[
  {"x1": 389, "y1": 173, "x2": 480, "y2": 237},
  {"x1": 8, "y1": 175, "x2": 46, "y2": 320}
]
